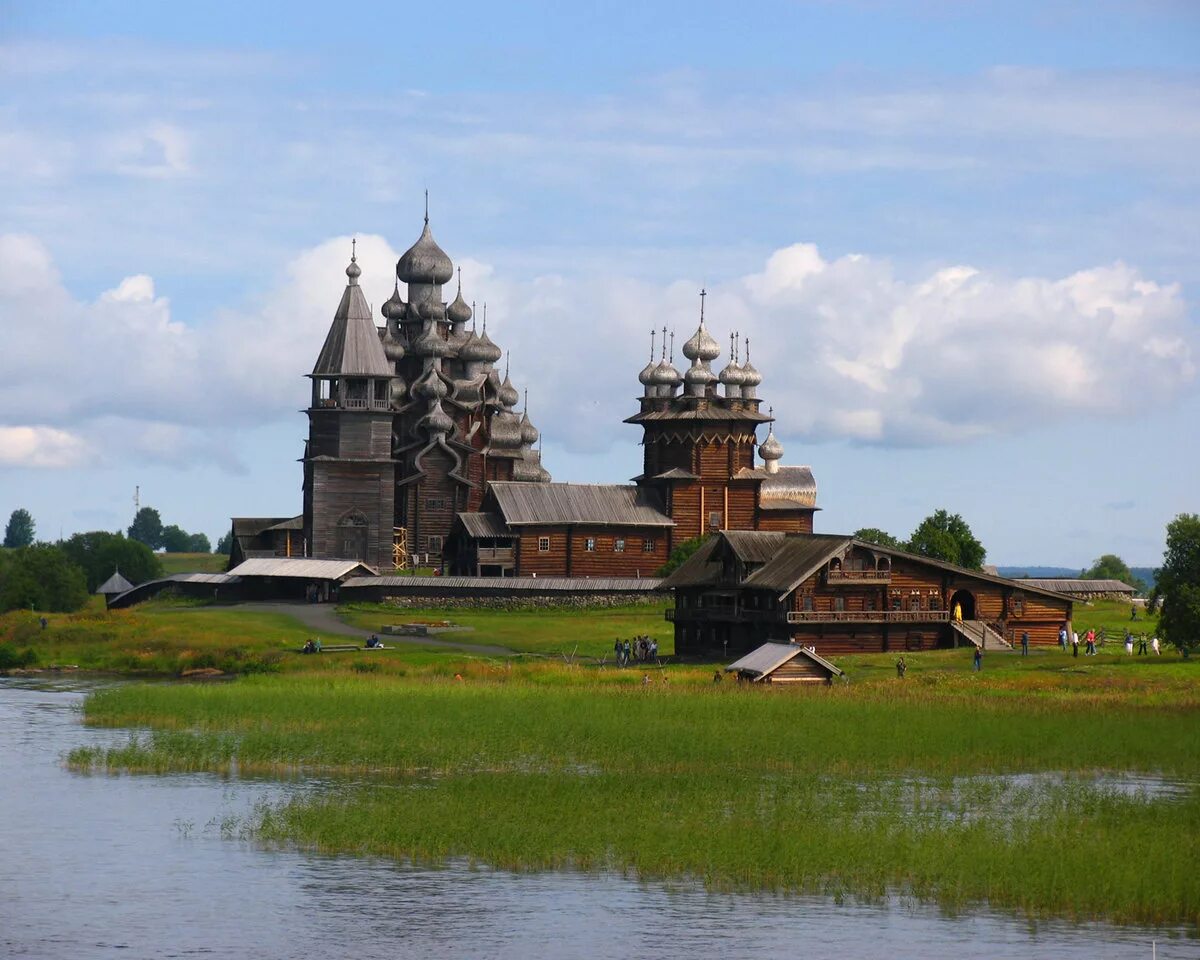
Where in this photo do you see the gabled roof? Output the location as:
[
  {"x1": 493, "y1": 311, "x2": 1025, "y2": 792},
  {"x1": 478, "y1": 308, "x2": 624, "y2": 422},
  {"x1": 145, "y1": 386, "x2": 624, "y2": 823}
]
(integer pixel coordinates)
[
  {"x1": 227, "y1": 558, "x2": 377, "y2": 580},
  {"x1": 232, "y1": 517, "x2": 295, "y2": 537},
  {"x1": 1017, "y1": 578, "x2": 1136, "y2": 595},
  {"x1": 742, "y1": 535, "x2": 853, "y2": 593},
  {"x1": 725, "y1": 642, "x2": 843, "y2": 680},
  {"x1": 456, "y1": 512, "x2": 512, "y2": 538},
  {"x1": 312, "y1": 282, "x2": 393, "y2": 377},
  {"x1": 96, "y1": 570, "x2": 134, "y2": 595},
  {"x1": 486, "y1": 482, "x2": 674, "y2": 528},
  {"x1": 662, "y1": 530, "x2": 1079, "y2": 603},
  {"x1": 658, "y1": 535, "x2": 723, "y2": 589}
]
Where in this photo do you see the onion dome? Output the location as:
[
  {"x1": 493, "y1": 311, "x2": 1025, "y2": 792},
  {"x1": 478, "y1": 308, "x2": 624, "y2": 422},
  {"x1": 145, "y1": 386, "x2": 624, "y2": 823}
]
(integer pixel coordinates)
[
  {"x1": 388, "y1": 378, "x2": 407, "y2": 406},
  {"x1": 381, "y1": 281, "x2": 405, "y2": 321},
  {"x1": 684, "y1": 360, "x2": 717, "y2": 387},
  {"x1": 651, "y1": 357, "x2": 681, "y2": 389},
  {"x1": 412, "y1": 323, "x2": 451, "y2": 358},
  {"x1": 396, "y1": 216, "x2": 454, "y2": 285},
  {"x1": 476, "y1": 330, "x2": 502, "y2": 365},
  {"x1": 682, "y1": 322, "x2": 720, "y2": 362},
  {"x1": 381, "y1": 330, "x2": 406, "y2": 363},
  {"x1": 740, "y1": 337, "x2": 762, "y2": 390},
  {"x1": 419, "y1": 399, "x2": 455, "y2": 435},
  {"x1": 417, "y1": 299, "x2": 446, "y2": 322},
  {"x1": 498, "y1": 373, "x2": 519, "y2": 407},
  {"x1": 719, "y1": 334, "x2": 747, "y2": 390},
  {"x1": 413, "y1": 368, "x2": 449, "y2": 400},
  {"x1": 489, "y1": 410, "x2": 523, "y2": 449},
  {"x1": 458, "y1": 326, "x2": 491, "y2": 363},
  {"x1": 520, "y1": 413, "x2": 539, "y2": 446},
  {"x1": 447, "y1": 268, "x2": 472, "y2": 324},
  {"x1": 638, "y1": 329, "x2": 658, "y2": 388},
  {"x1": 345, "y1": 245, "x2": 362, "y2": 283},
  {"x1": 759, "y1": 424, "x2": 784, "y2": 463}
]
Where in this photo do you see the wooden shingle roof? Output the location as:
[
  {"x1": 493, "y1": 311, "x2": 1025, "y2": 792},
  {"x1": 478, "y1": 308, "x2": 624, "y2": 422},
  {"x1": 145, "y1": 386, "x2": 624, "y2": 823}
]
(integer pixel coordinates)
[
  {"x1": 96, "y1": 570, "x2": 134, "y2": 595},
  {"x1": 456, "y1": 512, "x2": 512, "y2": 538},
  {"x1": 487, "y1": 482, "x2": 673, "y2": 528},
  {"x1": 725, "y1": 642, "x2": 843, "y2": 680},
  {"x1": 311, "y1": 280, "x2": 392, "y2": 378}
]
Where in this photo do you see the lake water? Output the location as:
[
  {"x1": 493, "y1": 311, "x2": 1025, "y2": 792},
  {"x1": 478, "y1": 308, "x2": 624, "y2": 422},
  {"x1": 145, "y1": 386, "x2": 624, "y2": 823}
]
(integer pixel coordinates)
[{"x1": 2, "y1": 678, "x2": 1195, "y2": 960}]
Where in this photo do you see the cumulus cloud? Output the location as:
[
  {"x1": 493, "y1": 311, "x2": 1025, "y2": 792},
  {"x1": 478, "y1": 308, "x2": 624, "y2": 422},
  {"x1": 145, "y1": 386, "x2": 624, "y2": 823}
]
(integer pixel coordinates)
[
  {"x1": 0, "y1": 426, "x2": 90, "y2": 468},
  {"x1": 0, "y1": 232, "x2": 1193, "y2": 472}
]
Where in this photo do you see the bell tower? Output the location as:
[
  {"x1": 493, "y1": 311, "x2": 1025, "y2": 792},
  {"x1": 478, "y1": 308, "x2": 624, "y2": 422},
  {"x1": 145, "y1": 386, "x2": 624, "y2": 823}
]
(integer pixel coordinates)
[{"x1": 302, "y1": 244, "x2": 397, "y2": 569}]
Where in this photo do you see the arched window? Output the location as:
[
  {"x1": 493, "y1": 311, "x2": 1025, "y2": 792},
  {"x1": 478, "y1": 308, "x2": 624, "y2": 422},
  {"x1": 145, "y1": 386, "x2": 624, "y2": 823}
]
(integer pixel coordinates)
[{"x1": 338, "y1": 511, "x2": 370, "y2": 561}]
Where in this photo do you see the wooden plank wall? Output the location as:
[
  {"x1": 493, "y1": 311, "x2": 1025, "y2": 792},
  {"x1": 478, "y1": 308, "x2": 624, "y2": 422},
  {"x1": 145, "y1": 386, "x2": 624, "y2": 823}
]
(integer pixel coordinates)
[
  {"x1": 767, "y1": 657, "x2": 829, "y2": 683},
  {"x1": 515, "y1": 526, "x2": 669, "y2": 577}
]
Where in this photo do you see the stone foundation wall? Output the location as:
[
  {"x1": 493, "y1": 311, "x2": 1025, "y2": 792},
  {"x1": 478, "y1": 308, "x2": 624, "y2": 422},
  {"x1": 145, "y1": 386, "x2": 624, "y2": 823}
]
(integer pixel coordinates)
[{"x1": 376, "y1": 592, "x2": 663, "y2": 611}]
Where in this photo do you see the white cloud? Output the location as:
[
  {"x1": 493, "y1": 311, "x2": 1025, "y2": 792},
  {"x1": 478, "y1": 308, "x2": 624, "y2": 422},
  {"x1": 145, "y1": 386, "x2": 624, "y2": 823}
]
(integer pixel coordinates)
[
  {"x1": 105, "y1": 122, "x2": 191, "y2": 178},
  {"x1": 0, "y1": 232, "x2": 1193, "y2": 473},
  {"x1": 0, "y1": 426, "x2": 90, "y2": 468}
]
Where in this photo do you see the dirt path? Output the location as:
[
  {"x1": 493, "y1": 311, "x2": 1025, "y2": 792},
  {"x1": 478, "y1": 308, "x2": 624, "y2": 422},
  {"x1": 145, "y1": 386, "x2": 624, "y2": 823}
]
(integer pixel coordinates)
[{"x1": 223, "y1": 602, "x2": 516, "y2": 656}]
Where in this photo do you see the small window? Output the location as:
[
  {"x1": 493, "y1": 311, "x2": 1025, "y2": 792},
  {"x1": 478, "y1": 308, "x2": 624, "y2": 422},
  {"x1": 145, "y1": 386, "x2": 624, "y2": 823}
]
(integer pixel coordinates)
[
  {"x1": 642, "y1": 539, "x2": 655, "y2": 553},
  {"x1": 892, "y1": 597, "x2": 902, "y2": 611},
  {"x1": 802, "y1": 595, "x2": 813, "y2": 611},
  {"x1": 909, "y1": 596, "x2": 920, "y2": 611},
  {"x1": 866, "y1": 596, "x2": 876, "y2": 611},
  {"x1": 929, "y1": 595, "x2": 941, "y2": 610},
  {"x1": 834, "y1": 596, "x2": 845, "y2": 612},
  {"x1": 708, "y1": 511, "x2": 722, "y2": 530},
  {"x1": 1013, "y1": 596, "x2": 1025, "y2": 616},
  {"x1": 538, "y1": 536, "x2": 550, "y2": 552},
  {"x1": 425, "y1": 497, "x2": 445, "y2": 510},
  {"x1": 614, "y1": 538, "x2": 626, "y2": 552},
  {"x1": 427, "y1": 535, "x2": 443, "y2": 553},
  {"x1": 584, "y1": 537, "x2": 596, "y2": 552}
]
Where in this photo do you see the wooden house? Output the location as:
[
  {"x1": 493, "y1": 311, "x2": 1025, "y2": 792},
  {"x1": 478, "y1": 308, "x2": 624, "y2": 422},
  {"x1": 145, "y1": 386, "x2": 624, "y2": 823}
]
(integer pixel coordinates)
[
  {"x1": 725, "y1": 642, "x2": 844, "y2": 684},
  {"x1": 662, "y1": 531, "x2": 1075, "y2": 657}
]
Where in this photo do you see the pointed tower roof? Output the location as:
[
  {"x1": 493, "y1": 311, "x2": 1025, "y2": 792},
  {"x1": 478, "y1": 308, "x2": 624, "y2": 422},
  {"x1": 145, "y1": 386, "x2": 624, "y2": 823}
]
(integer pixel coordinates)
[
  {"x1": 312, "y1": 243, "x2": 393, "y2": 377},
  {"x1": 96, "y1": 568, "x2": 134, "y2": 595}
]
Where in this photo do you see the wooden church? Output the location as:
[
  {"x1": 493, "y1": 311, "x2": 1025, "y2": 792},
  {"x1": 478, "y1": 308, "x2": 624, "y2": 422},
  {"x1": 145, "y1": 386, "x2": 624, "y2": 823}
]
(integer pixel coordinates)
[{"x1": 229, "y1": 207, "x2": 1073, "y2": 656}]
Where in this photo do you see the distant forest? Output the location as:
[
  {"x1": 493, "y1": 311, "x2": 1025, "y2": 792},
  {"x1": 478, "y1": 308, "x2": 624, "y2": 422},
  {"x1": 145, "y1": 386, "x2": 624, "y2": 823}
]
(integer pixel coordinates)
[{"x1": 998, "y1": 566, "x2": 1158, "y2": 588}]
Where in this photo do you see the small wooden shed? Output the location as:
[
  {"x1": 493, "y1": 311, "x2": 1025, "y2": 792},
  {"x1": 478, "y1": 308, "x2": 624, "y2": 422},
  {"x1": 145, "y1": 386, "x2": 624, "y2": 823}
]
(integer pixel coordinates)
[
  {"x1": 725, "y1": 642, "x2": 844, "y2": 685},
  {"x1": 96, "y1": 569, "x2": 134, "y2": 601}
]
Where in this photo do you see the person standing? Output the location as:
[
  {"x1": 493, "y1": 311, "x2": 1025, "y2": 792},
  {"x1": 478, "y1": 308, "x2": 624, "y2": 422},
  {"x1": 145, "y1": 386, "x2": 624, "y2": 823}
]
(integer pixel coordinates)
[
  {"x1": 1020, "y1": 630, "x2": 1030, "y2": 657},
  {"x1": 896, "y1": 656, "x2": 907, "y2": 678},
  {"x1": 1151, "y1": 635, "x2": 1161, "y2": 656},
  {"x1": 1137, "y1": 634, "x2": 1148, "y2": 656},
  {"x1": 1086, "y1": 628, "x2": 1096, "y2": 656},
  {"x1": 1124, "y1": 630, "x2": 1134, "y2": 656},
  {"x1": 1058, "y1": 626, "x2": 1068, "y2": 651},
  {"x1": 1072, "y1": 631, "x2": 1080, "y2": 658},
  {"x1": 973, "y1": 646, "x2": 983, "y2": 672}
]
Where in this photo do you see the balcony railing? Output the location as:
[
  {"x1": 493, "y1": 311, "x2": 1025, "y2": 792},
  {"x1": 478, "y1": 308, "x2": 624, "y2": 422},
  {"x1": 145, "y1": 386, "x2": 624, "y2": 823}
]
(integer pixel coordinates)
[
  {"x1": 786, "y1": 610, "x2": 950, "y2": 624},
  {"x1": 826, "y1": 569, "x2": 892, "y2": 584},
  {"x1": 476, "y1": 547, "x2": 515, "y2": 562},
  {"x1": 666, "y1": 606, "x2": 783, "y2": 622},
  {"x1": 342, "y1": 398, "x2": 390, "y2": 411}
]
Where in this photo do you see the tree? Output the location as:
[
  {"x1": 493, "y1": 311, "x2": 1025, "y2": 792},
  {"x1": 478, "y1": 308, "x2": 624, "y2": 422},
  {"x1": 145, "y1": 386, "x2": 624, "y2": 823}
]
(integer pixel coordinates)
[
  {"x1": 161, "y1": 524, "x2": 192, "y2": 553},
  {"x1": 906, "y1": 510, "x2": 986, "y2": 570},
  {"x1": 854, "y1": 527, "x2": 901, "y2": 549},
  {"x1": 0, "y1": 544, "x2": 88, "y2": 613},
  {"x1": 128, "y1": 507, "x2": 164, "y2": 550},
  {"x1": 216, "y1": 530, "x2": 234, "y2": 555},
  {"x1": 3, "y1": 508, "x2": 35, "y2": 548},
  {"x1": 60, "y1": 531, "x2": 162, "y2": 592},
  {"x1": 657, "y1": 536, "x2": 709, "y2": 577},
  {"x1": 1082, "y1": 554, "x2": 1147, "y2": 593},
  {"x1": 1149, "y1": 513, "x2": 1200, "y2": 658},
  {"x1": 187, "y1": 532, "x2": 212, "y2": 553}
]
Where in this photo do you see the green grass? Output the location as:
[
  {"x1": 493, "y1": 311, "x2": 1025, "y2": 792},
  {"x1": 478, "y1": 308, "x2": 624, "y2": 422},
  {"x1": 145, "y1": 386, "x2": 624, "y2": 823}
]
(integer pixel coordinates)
[
  {"x1": 158, "y1": 552, "x2": 229, "y2": 575},
  {"x1": 339, "y1": 601, "x2": 673, "y2": 657},
  {"x1": 69, "y1": 661, "x2": 1200, "y2": 927}
]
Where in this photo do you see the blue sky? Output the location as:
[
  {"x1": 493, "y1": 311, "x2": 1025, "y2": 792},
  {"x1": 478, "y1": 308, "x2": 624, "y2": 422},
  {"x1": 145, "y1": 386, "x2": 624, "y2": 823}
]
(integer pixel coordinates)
[{"x1": 1, "y1": 1, "x2": 1197, "y2": 566}]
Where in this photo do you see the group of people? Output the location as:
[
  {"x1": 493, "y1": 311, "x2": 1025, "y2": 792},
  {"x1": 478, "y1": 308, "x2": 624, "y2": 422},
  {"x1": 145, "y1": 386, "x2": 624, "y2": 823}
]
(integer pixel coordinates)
[
  {"x1": 1059, "y1": 626, "x2": 1159, "y2": 657},
  {"x1": 614, "y1": 636, "x2": 658, "y2": 666},
  {"x1": 300, "y1": 638, "x2": 323, "y2": 654}
]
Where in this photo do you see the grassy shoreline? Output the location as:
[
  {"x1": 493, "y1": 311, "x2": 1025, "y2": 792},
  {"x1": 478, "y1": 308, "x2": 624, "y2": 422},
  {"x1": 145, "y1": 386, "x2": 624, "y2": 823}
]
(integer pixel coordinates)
[
  {"x1": 9, "y1": 596, "x2": 1197, "y2": 926},
  {"x1": 68, "y1": 665, "x2": 1200, "y2": 928}
]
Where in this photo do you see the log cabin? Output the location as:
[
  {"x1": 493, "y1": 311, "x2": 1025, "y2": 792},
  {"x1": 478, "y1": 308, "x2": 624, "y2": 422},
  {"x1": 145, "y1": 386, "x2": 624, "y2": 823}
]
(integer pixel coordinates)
[{"x1": 661, "y1": 531, "x2": 1075, "y2": 657}]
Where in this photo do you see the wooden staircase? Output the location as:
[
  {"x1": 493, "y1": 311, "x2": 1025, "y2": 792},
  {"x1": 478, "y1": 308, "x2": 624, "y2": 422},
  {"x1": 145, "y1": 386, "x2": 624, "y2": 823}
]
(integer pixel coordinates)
[{"x1": 951, "y1": 619, "x2": 1012, "y2": 650}]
